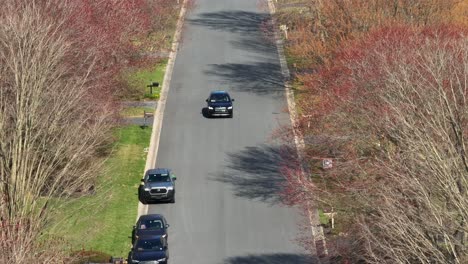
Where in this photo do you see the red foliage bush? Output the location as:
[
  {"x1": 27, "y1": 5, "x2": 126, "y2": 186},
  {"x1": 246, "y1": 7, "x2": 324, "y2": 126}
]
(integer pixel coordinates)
[
  {"x1": 292, "y1": 23, "x2": 468, "y2": 262},
  {"x1": 13, "y1": 0, "x2": 177, "y2": 104}
]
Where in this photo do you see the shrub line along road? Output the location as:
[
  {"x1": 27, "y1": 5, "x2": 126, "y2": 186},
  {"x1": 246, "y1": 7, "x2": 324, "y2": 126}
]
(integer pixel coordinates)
[{"x1": 138, "y1": 0, "x2": 316, "y2": 263}]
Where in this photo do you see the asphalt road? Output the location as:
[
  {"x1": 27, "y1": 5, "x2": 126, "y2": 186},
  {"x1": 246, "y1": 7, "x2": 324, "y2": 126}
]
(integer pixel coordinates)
[{"x1": 146, "y1": 0, "x2": 313, "y2": 263}]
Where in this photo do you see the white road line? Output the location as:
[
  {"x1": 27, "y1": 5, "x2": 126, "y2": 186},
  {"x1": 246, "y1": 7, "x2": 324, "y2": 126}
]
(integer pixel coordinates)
[
  {"x1": 265, "y1": 0, "x2": 328, "y2": 261},
  {"x1": 137, "y1": 0, "x2": 189, "y2": 219}
]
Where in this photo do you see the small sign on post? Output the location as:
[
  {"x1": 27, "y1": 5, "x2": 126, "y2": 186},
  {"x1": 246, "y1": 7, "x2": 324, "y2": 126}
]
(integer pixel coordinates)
[
  {"x1": 146, "y1": 82, "x2": 159, "y2": 94},
  {"x1": 322, "y1": 158, "x2": 333, "y2": 169},
  {"x1": 280, "y1": 24, "x2": 289, "y2": 39},
  {"x1": 323, "y1": 208, "x2": 337, "y2": 229},
  {"x1": 143, "y1": 110, "x2": 154, "y2": 127}
]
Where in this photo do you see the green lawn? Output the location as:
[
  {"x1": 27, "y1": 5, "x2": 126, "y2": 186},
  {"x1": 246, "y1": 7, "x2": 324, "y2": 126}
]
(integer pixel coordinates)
[
  {"x1": 121, "y1": 106, "x2": 155, "y2": 117},
  {"x1": 50, "y1": 125, "x2": 151, "y2": 257},
  {"x1": 124, "y1": 60, "x2": 168, "y2": 100},
  {"x1": 318, "y1": 208, "x2": 330, "y2": 226}
]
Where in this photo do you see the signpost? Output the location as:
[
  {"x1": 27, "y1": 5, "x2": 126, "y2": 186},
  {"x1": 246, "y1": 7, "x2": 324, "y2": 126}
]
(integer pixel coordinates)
[
  {"x1": 323, "y1": 208, "x2": 336, "y2": 229},
  {"x1": 280, "y1": 24, "x2": 289, "y2": 39},
  {"x1": 143, "y1": 110, "x2": 154, "y2": 127},
  {"x1": 322, "y1": 158, "x2": 333, "y2": 169},
  {"x1": 146, "y1": 82, "x2": 159, "y2": 95}
]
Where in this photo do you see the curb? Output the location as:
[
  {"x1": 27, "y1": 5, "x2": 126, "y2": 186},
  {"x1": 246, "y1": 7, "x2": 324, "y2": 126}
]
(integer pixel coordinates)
[
  {"x1": 137, "y1": 0, "x2": 189, "y2": 219},
  {"x1": 265, "y1": 0, "x2": 328, "y2": 262}
]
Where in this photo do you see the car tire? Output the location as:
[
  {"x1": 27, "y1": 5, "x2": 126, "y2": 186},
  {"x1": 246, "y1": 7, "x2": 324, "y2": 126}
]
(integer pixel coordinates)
[
  {"x1": 229, "y1": 113, "x2": 233, "y2": 118},
  {"x1": 139, "y1": 190, "x2": 148, "y2": 204},
  {"x1": 170, "y1": 196, "x2": 175, "y2": 203}
]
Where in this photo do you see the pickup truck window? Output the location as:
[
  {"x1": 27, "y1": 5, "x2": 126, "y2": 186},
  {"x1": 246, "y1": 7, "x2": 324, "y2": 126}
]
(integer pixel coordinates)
[{"x1": 148, "y1": 173, "x2": 170, "y2": 182}]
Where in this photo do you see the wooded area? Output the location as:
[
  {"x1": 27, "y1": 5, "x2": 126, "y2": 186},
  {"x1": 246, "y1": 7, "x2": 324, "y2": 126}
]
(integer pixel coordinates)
[
  {"x1": 0, "y1": 0, "x2": 178, "y2": 262},
  {"x1": 1, "y1": 0, "x2": 467, "y2": 262},
  {"x1": 276, "y1": 0, "x2": 468, "y2": 263}
]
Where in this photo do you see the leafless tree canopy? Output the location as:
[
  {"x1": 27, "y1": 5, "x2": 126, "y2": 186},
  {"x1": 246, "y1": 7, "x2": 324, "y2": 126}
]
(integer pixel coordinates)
[
  {"x1": 0, "y1": 2, "x2": 113, "y2": 262},
  {"x1": 297, "y1": 28, "x2": 468, "y2": 263},
  {"x1": 357, "y1": 32, "x2": 468, "y2": 264}
]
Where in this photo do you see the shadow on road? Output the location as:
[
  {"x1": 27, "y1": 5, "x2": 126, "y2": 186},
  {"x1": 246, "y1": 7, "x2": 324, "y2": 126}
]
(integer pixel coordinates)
[
  {"x1": 212, "y1": 144, "x2": 296, "y2": 205},
  {"x1": 188, "y1": 11, "x2": 269, "y2": 34},
  {"x1": 189, "y1": 10, "x2": 276, "y2": 54},
  {"x1": 223, "y1": 253, "x2": 318, "y2": 264},
  {"x1": 205, "y1": 62, "x2": 284, "y2": 96},
  {"x1": 205, "y1": 62, "x2": 284, "y2": 97},
  {"x1": 230, "y1": 34, "x2": 277, "y2": 56},
  {"x1": 189, "y1": 11, "x2": 285, "y2": 97}
]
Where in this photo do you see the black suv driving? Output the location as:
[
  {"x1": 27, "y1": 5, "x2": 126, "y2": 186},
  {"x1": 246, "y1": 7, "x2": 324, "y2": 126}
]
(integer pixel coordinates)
[
  {"x1": 206, "y1": 90, "x2": 234, "y2": 118},
  {"x1": 129, "y1": 235, "x2": 169, "y2": 264},
  {"x1": 132, "y1": 214, "x2": 170, "y2": 243}
]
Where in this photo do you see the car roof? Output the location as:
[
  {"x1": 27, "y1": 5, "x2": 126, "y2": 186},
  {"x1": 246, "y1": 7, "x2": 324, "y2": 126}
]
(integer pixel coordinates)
[
  {"x1": 137, "y1": 214, "x2": 164, "y2": 222},
  {"x1": 146, "y1": 168, "x2": 170, "y2": 174},
  {"x1": 210, "y1": 90, "x2": 229, "y2": 95}
]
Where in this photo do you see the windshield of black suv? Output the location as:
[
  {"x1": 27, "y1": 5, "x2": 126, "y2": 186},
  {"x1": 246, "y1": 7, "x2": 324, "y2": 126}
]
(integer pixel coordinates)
[
  {"x1": 210, "y1": 93, "x2": 230, "y2": 102},
  {"x1": 135, "y1": 238, "x2": 164, "y2": 251},
  {"x1": 147, "y1": 173, "x2": 170, "y2": 183},
  {"x1": 139, "y1": 219, "x2": 164, "y2": 230}
]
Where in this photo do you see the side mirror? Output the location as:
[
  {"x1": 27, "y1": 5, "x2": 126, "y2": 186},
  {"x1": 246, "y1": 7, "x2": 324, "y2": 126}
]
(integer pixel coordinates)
[
  {"x1": 140, "y1": 179, "x2": 144, "y2": 182},
  {"x1": 231, "y1": 98, "x2": 235, "y2": 101},
  {"x1": 165, "y1": 224, "x2": 170, "y2": 228},
  {"x1": 205, "y1": 99, "x2": 209, "y2": 102},
  {"x1": 171, "y1": 174, "x2": 177, "y2": 180}
]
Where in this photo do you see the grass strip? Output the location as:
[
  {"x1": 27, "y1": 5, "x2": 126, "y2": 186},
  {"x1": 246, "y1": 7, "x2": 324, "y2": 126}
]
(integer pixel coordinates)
[
  {"x1": 125, "y1": 59, "x2": 168, "y2": 100},
  {"x1": 50, "y1": 125, "x2": 151, "y2": 257},
  {"x1": 121, "y1": 106, "x2": 155, "y2": 117}
]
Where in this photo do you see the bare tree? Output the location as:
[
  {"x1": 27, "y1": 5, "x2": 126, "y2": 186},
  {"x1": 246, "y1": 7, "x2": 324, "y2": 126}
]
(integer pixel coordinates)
[
  {"x1": 0, "y1": 2, "x2": 113, "y2": 262},
  {"x1": 276, "y1": 0, "x2": 458, "y2": 71},
  {"x1": 288, "y1": 25, "x2": 468, "y2": 263},
  {"x1": 357, "y1": 30, "x2": 468, "y2": 264}
]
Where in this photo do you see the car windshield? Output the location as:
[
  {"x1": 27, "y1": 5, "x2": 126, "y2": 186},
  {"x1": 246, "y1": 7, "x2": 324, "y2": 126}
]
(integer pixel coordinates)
[
  {"x1": 210, "y1": 93, "x2": 230, "y2": 102},
  {"x1": 147, "y1": 173, "x2": 170, "y2": 183},
  {"x1": 135, "y1": 238, "x2": 163, "y2": 251},
  {"x1": 139, "y1": 219, "x2": 164, "y2": 230}
]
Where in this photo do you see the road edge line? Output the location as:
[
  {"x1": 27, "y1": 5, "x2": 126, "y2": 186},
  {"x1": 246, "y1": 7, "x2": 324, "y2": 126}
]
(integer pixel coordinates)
[
  {"x1": 265, "y1": 0, "x2": 328, "y2": 262},
  {"x1": 137, "y1": 0, "x2": 189, "y2": 218}
]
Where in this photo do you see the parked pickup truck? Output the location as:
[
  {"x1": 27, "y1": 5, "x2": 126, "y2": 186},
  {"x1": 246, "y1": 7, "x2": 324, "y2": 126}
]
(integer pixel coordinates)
[{"x1": 139, "y1": 168, "x2": 176, "y2": 204}]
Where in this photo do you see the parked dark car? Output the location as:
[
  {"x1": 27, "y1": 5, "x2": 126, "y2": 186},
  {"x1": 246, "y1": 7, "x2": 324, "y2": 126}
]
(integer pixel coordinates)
[
  {"x1": 139, "y1": 168, "x2": 176, "y2": 204},
  {"x1": 206, "y1": 90, "x2": 234, "y2": 118},
  {"x1": 129, "y1": 235, "x2": 169, "y2": 264},
  {"x1": 133, "y1": 214, "x2": 169, "y2": 243}
]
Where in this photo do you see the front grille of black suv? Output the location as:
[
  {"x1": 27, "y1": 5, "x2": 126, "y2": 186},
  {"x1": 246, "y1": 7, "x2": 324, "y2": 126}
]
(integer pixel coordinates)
[{"x1": 150, "y1": 188, "x2": 167, "y2": 194}]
